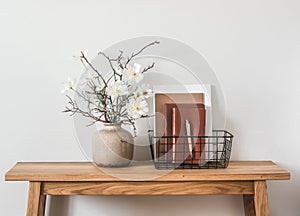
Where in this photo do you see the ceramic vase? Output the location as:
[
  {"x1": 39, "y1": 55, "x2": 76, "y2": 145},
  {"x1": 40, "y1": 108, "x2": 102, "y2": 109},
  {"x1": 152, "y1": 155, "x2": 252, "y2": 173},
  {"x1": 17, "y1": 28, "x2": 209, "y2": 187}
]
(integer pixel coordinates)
[{"x1": 92, "y1": 123, "x2": 134, "y2": 167}]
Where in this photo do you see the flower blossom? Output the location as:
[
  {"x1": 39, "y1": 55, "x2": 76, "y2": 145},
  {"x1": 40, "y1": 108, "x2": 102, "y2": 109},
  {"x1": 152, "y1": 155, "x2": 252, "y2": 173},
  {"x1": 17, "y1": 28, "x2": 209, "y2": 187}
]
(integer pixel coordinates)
[
  {"x1": 127, "y1": 98, "x2": 149, "y2": 119},
  {"x1": 134, "y1": 85, "x2": 153, "y2": 99},
  {"x1": 123, "y1": 63, "x2": 144, "y2": 83},
  {"x1": 107, "y1": 81, "x2": 128, "y2": 96},
  {"x1": 61, "y1": 77, "x2": 76, "y2": 93}
]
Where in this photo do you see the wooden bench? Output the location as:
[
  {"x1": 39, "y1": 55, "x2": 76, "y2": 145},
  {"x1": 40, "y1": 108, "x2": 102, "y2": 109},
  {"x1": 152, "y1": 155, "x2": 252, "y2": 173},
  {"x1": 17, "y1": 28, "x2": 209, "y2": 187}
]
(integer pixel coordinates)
[{"x1": 5, "y1": 161, "x2": 290, "y2": 216}]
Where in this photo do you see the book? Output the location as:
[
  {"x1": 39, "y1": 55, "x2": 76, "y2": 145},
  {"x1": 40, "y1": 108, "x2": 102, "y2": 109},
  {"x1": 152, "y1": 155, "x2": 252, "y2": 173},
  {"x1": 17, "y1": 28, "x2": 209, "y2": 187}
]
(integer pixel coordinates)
[
  {"x1": 154, "y1": 93, "x2": 205, "y2": 159},
  {"x1": 164, "y1": 103, "x2": 206, "y2": 164}
]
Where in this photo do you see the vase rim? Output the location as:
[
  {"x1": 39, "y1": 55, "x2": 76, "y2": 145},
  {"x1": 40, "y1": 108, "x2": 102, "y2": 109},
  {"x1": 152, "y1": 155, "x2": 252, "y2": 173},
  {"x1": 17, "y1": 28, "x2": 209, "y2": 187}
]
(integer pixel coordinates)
[{"x1": 103, "y1": 123, "x2": 122, "y2": 126}]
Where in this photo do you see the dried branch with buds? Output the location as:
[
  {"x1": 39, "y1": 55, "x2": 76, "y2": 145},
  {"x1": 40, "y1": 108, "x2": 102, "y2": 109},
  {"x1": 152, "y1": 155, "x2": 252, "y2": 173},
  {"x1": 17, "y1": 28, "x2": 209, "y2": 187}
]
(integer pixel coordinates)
[{"x1": 62, "y1": 41, "x2": 159, "y2": 133}]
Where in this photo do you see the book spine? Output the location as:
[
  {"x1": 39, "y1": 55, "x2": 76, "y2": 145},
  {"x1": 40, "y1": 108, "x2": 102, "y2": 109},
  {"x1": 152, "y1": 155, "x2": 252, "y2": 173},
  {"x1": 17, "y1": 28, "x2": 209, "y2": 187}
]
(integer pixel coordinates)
[{"x1": 172, "y1": 107, "x2": 177, "y2": 163}]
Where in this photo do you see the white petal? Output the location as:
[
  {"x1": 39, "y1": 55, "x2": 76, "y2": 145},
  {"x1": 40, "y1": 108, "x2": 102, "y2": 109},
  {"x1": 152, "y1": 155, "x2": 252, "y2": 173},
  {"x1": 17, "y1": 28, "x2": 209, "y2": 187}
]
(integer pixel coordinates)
[
  {"x1": 133, "y1": 63, "x2": 142, "y2": 73},
  {"x1": 135, "y1": 73, "x2": 144, "y2": 83}
]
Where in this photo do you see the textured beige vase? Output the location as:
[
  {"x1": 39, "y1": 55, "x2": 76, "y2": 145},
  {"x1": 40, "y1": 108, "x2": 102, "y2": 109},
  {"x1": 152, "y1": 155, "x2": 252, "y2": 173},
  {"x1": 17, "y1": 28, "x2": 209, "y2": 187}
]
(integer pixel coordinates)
[{"x1": 92, "y1": 123, "x2": 134, "y2": 167}]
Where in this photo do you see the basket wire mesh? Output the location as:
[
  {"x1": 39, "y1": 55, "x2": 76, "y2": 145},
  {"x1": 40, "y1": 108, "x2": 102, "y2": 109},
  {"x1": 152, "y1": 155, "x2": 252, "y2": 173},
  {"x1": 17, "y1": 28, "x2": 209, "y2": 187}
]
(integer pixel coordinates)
[{"x1": 148, "y1": 130, "x2": 233, "y2": 169}]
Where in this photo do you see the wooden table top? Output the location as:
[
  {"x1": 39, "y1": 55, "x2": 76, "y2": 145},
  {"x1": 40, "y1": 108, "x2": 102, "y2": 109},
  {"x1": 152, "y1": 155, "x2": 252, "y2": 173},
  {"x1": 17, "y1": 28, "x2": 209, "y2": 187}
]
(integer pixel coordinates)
[{"x1": 5, "y1": 161, "x2": 290, "y2": 182}]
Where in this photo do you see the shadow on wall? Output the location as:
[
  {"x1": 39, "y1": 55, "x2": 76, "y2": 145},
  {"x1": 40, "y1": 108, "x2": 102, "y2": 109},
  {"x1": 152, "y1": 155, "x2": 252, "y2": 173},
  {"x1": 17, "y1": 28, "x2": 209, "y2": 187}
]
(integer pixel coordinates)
[{"x1": 47, "y1": 196, "x2": 70, "y2": 216}]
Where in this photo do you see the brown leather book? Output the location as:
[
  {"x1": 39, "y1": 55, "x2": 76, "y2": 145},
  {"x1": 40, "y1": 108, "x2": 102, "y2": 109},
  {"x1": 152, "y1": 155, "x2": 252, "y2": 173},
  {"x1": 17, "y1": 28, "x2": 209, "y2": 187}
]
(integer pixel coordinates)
[{"x1": 164, "y1": 103, "x2": 206, "y2": 164}]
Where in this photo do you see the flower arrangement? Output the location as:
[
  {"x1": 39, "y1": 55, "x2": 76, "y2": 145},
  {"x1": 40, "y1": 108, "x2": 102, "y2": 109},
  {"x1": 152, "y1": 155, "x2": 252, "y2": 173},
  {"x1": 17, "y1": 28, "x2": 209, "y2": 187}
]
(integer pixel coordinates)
[{"x1": 62, "y1": 41, "x2": 159, "y2": 134}]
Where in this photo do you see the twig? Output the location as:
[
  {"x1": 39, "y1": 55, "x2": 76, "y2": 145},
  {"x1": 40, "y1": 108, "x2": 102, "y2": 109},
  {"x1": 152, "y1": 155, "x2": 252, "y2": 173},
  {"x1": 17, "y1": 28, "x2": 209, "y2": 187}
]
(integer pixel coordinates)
[
  {"x1": 141, "y1": 62, "x2": 155, "y2": 73},
  {"x1": 64, "y1": 42, "x2": 159, "y2": 128},
  {"x1": 121, "y1": 116, "x2": 137, "y2": 136},
  {"x1": 116, "y1": 51, "x2": 124, "y2": 69},
  {"x1": 63, "y1": 95, "x2": 106, "y2": 123},
  {"x1": 80, "y1": 51, "x2": 108, "y2": 87},
  {"x1": 98, "y1": 51, "x2": 118, "y2": 81},
  {"x1": 124, "y1": 41, "x2": 160, "y2": 68}
]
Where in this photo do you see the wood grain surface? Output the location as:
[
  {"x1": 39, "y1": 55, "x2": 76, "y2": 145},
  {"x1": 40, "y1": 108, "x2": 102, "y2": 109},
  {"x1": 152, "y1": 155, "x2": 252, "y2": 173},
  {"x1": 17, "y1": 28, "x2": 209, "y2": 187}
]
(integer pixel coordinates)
[
  {"x1": 253, "y1": 181, "x2": 270, "y2": 216},
  {"x1": 243, "y1": 194, "x2": 256, "y2": 216},
  {"x1": 5, "y1": 161, "x2": 289, "y2": 216},
  {"x1": 26, "y1": 182, "x2": 46, "y2": 216},
  {"x1": 42, "y1": 181, "x2": 254, "y2": 195},
  {"x1": 5, "y1": 161, "x2": 290, "y2": 182}
]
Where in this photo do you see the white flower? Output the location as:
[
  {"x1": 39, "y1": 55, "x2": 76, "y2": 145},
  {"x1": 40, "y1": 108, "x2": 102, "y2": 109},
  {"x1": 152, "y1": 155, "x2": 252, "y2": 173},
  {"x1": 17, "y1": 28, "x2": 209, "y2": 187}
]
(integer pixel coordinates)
[
  {"x1": 127, "y1": 98, "x2": 149, "y2": 119},
  {"x1": 107, "y1": 81, "x2": 128, "y2": 96},
  {"x1": 134, "y1": 85, "x2": 153, "y2": 99},
  {"x1": 61, "y1": 77, "x2": 76, "y2": 93},
  {"x1": 123, "y1": 63, "x2": 144, "y2": 83}
]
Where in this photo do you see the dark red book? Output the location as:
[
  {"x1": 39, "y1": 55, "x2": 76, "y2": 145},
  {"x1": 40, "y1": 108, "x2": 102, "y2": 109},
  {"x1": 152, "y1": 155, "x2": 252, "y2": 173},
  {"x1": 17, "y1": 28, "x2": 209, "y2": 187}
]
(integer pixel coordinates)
[{"x1": 164, "y1": 103, "x2": 206, "y2": 164}]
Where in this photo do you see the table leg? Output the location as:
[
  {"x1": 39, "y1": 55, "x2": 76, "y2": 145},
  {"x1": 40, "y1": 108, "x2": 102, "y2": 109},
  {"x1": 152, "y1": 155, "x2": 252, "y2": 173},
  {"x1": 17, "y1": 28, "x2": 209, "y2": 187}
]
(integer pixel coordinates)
[
  {"x1": 26, "y1": 182, "x2": 46, "y2": 216},
  {"x1": 243, "y1": 194, "x2": 255, "y2": 216},
  {"x1": 243, "y1": 181, "x2": 270, "y2": 216}
]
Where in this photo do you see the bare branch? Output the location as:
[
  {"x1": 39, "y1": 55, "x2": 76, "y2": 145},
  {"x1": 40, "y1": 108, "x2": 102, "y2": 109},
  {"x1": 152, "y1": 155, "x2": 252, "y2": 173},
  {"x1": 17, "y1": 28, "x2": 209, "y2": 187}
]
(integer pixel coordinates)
[
  {"x1": 110, "y1": 50, "x2": 124, "y2": 62},
  {"x1": 98, "y1": 51, "x2": 118, "y2": 81},
  {"x1": 141, "y1": 62, "x2": 155, "y2": 73},
  {"x1": 121, "y1": 116, "x2": 137, "y2": 136},
  {"x1": 64, "y1": 42, "x2": 159, "y2": 128},
  {"x1": 80, "y1": 51, "x2": 108, "y2": 87},
  {"x1": 116, "y1": 50, "x2": 124, "y2": 69},
  {"x1": 124, "y1": 41, "x2": 160, "y2": 68},
  {"x1": 63, "y1": 95, "x2": 106, "y2": 124}
]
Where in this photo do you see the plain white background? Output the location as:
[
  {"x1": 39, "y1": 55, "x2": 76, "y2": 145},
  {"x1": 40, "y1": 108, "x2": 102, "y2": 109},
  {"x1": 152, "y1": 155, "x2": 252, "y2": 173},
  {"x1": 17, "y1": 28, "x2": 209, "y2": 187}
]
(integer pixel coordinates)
[{"x1": 1, "y1": 0, "x2": 299, "y2": 215}]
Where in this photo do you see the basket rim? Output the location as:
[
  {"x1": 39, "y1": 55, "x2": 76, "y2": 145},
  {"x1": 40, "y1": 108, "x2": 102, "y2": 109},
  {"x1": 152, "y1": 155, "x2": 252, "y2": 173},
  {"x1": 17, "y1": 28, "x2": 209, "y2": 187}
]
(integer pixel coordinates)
[{"x1": 148, "y1": 129, "x2": 234, "y2": 139}]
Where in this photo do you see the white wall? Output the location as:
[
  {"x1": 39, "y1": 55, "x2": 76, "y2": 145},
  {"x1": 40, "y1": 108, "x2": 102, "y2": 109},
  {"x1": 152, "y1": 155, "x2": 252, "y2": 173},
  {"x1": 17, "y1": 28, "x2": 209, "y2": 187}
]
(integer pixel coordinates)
[{"x1": 1, "y1": 0, "x2": 299, "y2": 215}]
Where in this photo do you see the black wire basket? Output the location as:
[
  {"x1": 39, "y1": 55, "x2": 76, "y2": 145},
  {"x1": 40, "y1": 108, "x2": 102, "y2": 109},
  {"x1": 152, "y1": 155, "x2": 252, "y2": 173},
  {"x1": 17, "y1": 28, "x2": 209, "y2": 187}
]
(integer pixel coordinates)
[{"x1": 148, "y1": 130, "x2": 233, "y2": 169}]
